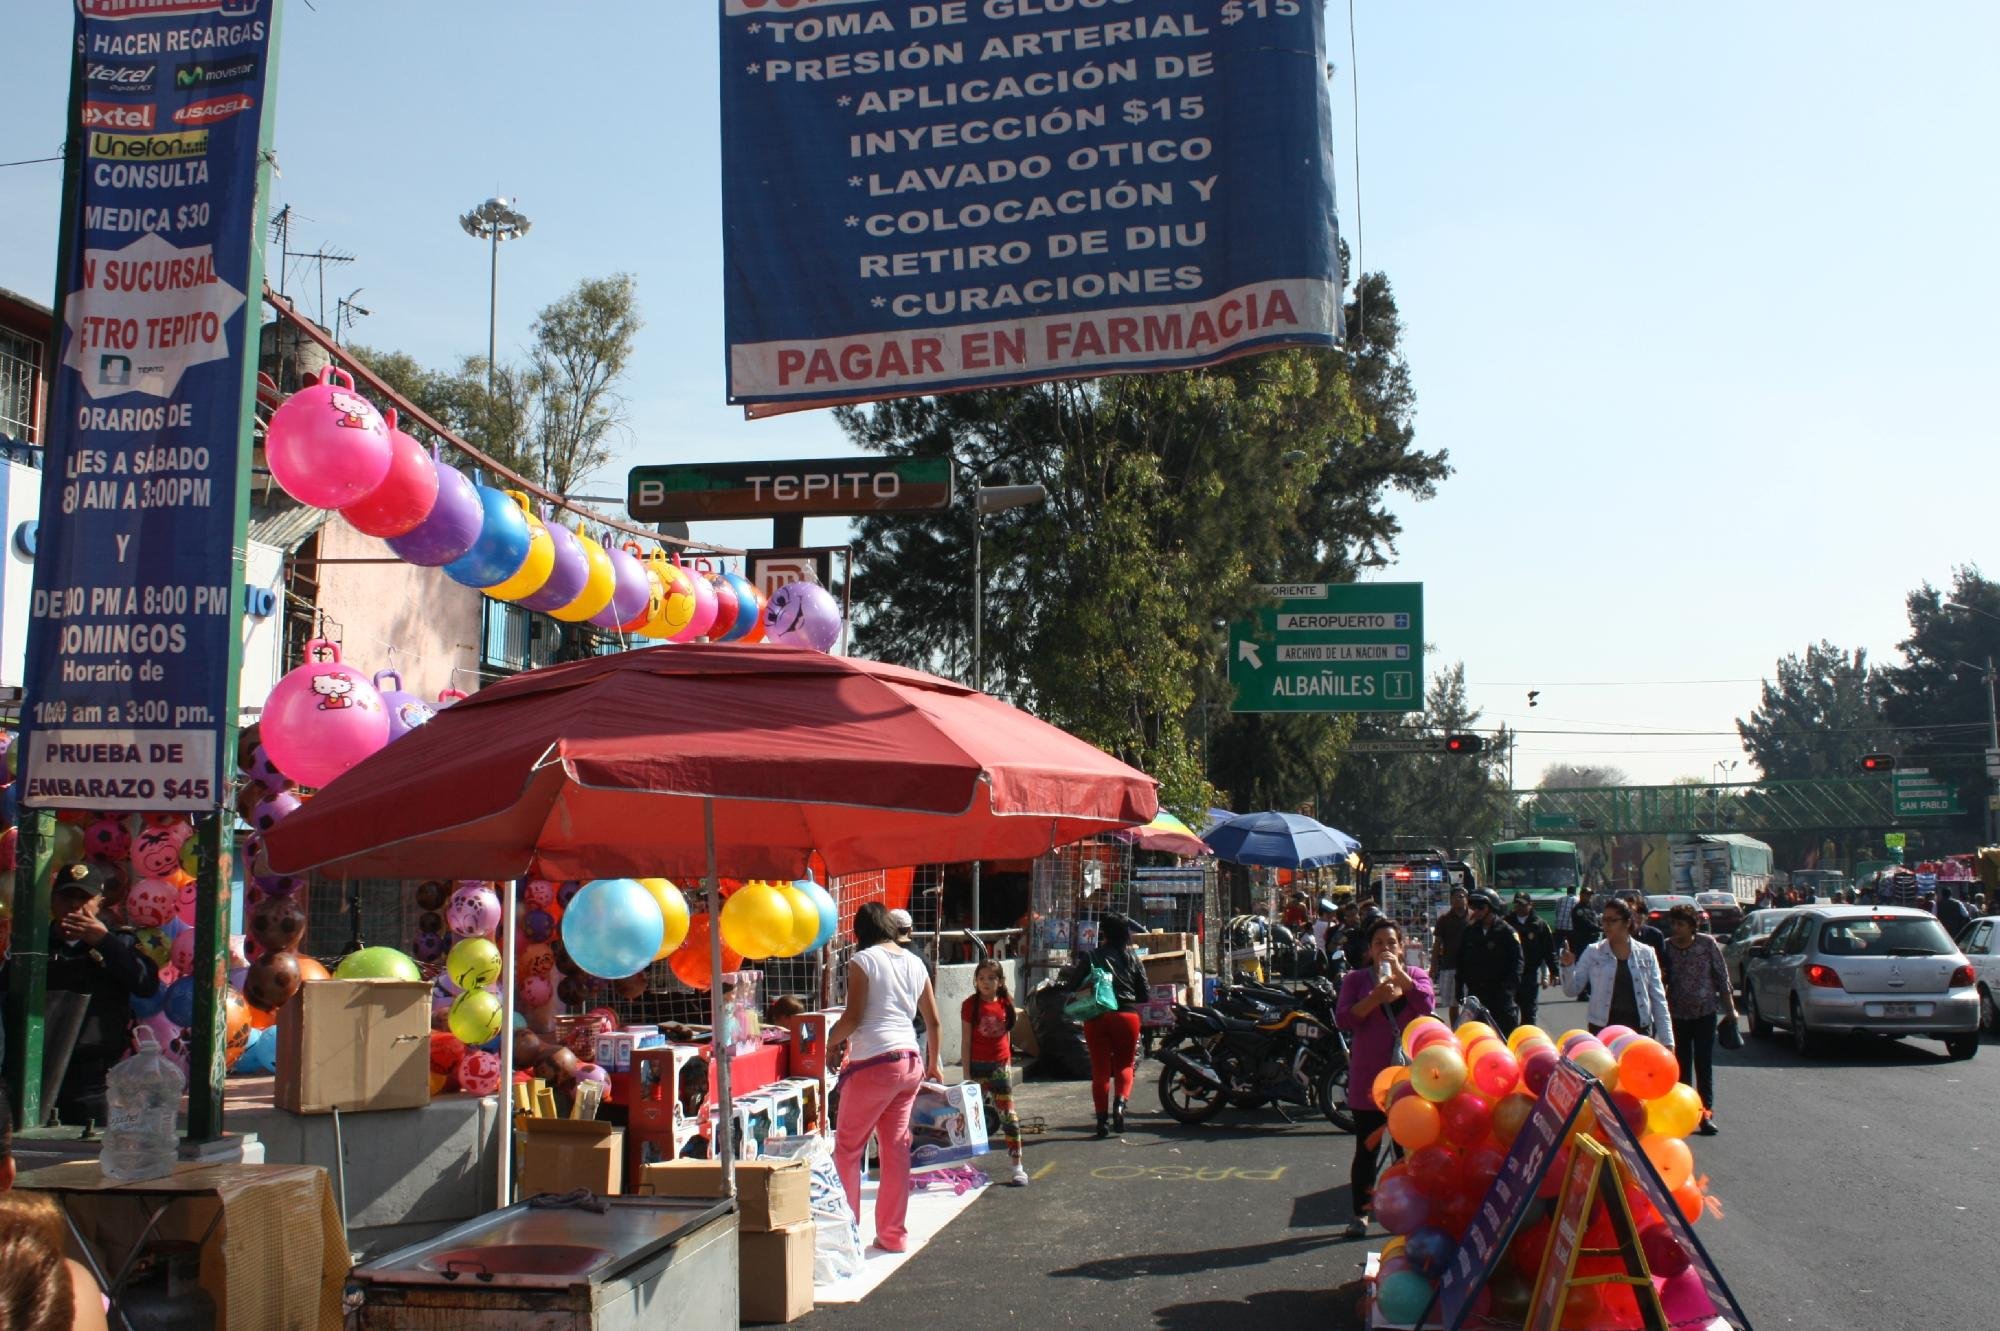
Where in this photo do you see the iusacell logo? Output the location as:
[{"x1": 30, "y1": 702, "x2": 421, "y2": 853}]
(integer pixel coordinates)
[
  {"x1": 172, "y1": 93, "x2": 253, "y2": 126},
  {"x1": 81, "y1": 101, "x2": 157, "y2": 131},
  {"x1": 76, "y1": 0, "x2": 232, "y2": 19},
  {"x1": 84, "y1": 62, "x2": 157, "y2": 95},
  {"x1": 174, "y1": 55, "x2": 259, "y2": 90},
  {"x1": 87, "y1": 129, "x2": 209, "y2": 161}
]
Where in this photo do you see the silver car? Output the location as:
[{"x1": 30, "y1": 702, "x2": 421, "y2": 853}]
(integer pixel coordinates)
[
  {"x1": 1742, "y1": 905, "x2": 1980, "y2": 1060},
  {"x1": 1722, "y1": 908, "x2": 1798, "y2": 993}
]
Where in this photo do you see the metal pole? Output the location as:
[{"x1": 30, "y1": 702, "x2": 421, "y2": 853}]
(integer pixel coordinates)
[
  {"x1": 4, "y1": 811, "x2": 58, "y2": 1128},
  {"x1": 971, "y1": 492, "x2": 982, "y2": 932},
  {"x1": 1986, "y1": 657, "x2": 1999, "y2": 844},
  {"x1": 704, "y1": 799, "x2": 736, "y2": 1198},
  {"x1": 487, "y1": 225, "x2": 500, "y2": 398},
  {"x1": 497, "y1": 879, "x2": 521, "y2": 1206}
]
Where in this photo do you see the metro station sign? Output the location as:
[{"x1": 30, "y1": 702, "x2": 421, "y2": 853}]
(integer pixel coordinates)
[{"x1": 628, "y1": 456, "x2": 952, "y2": 522}]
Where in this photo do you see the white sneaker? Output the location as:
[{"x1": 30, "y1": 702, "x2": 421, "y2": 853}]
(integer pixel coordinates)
[{"x1": 1008, "y1": 1164, "x2": 1029, "y2": 1187}]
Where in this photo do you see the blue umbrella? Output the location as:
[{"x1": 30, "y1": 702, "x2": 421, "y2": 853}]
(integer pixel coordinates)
[{"x1": 1204, "y1": 811, "x2": 1360, "y2": 870}]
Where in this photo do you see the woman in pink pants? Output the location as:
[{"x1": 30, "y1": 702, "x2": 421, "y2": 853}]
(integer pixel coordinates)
[{"x1": 828, "y1": 902, "x2": 943, "y2": 1253}]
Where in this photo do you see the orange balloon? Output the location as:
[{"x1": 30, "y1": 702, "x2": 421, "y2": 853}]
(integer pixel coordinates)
[
  {"x1": 668, "y1": 914, "x2": 742, "y2": 990},
  {"x1": 1371, "y1": 1065, "x2": 1410, "y2": 1111},
  {"x1": 1387, "y1": 1093, "x2": 1442, "y2": 1149},
  {"x1": 222, "y1": 987, "x2": 252, "y2": 1068},
  {"x1": 1641, "y1": 1133, "x2": 1695, "y2": 1191},
  {"x1": 1672, "y1": 1178, "x2": 1705, "y2": 1223},
  {"x1": 247, "y1": 1003, "x2": 277, "y2": 1030},
  {"x1": 1617, "y1": 1037, "x2": 1680, "y2": 1101},
  {"x1": 295, "y1": 955, "x2": 331, "y2": 982}
]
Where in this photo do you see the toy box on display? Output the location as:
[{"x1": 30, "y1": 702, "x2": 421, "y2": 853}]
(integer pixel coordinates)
[{"x1": 908, "y1": 1081, "x2": 987, "y2": 1171}]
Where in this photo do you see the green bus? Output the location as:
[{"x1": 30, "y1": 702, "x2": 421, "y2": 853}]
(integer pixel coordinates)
[{"x1": 1488, "y1": 838, "x2": 1584, "y2": 926}]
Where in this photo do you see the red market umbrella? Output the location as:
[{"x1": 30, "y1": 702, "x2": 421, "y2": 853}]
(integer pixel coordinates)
[{"x1": 264, "y1": 642, "x2": 1156, "y2": 1196}]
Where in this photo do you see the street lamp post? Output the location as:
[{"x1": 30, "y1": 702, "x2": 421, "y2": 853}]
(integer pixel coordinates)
[
  {"x1": 1943, "y1": 604, "x2": 2000, "y2": 843},
  {"x1": 459, "y1": 197, "x2": 533, "y2": 397},
  {"x1": 967, "y1": 477, "x2": 1047, "y2": 932}
]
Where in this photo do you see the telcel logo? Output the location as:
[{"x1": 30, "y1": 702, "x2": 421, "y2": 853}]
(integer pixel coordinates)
[
  {"x1": 81, "y1": 101, "x2": 156, "y2": 131},
  {"x1": 173, "y1": 94, "x2": 253, "y2": 126},
  {"x1": 85, "y1": 62, "x2": 156, "y2": 94}
]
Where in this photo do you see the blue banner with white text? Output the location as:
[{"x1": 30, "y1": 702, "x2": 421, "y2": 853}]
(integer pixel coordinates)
[
  {"x1": 720, "y1": 0, "x2": 1342, "y2": 416},
  {"x1": 21, "y1": 0, "x2": 279, "y2": 811}
]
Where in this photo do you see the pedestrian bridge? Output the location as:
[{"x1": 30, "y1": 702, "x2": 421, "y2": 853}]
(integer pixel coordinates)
[{"x1": 1509, "y1": 777, "x2": 1911, "y2": 836}]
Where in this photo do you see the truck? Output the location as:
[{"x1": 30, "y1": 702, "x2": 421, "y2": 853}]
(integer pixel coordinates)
[{"x1": 1669, "y1": 834, "x2": 1773, "y2": 905}]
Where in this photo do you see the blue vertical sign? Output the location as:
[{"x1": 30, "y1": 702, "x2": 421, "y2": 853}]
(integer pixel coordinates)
[
  {"x1": 720, "y1": 0, "x2": 1342, "y2": 416},
  {"x1": 21, "y1": 0, "x2": 280, "y2": 813}
]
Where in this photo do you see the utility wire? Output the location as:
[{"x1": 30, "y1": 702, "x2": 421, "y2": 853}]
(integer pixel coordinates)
[{"x1": 0, "y1": 155, "x2": 61, "y2": 169}]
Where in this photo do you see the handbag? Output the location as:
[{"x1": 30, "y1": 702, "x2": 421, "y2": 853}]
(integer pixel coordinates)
[
  {"x1": 1717, "y1": 1014, "x2": 1745, "y2": 1050},
  {"x1": 1063, "y1": 961, "x2": 1118, "y2": 1023}
]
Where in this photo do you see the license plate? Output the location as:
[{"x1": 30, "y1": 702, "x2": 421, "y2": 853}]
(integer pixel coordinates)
[
  {"x1": 1877, "y1": 1002, "x2": 1925, "y2": 1017},
  {"x1": 1294, "y1": 1021, "x2": 1322, "y2": 1040}
]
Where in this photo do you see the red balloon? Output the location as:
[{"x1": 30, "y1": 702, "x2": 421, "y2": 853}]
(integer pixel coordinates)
[
  {"x1": 1609, "y1": 1089, "x2": 1649, "y2": 1130},
  {"x1": 1438, "y1": 1090, "x2": 1494, "y2": 1148},
  {"x1": 1409, "y1": 1024, "x2": 1457, "y2": 1056},
  {"x1": 1520, "y1": 1044, "x2": 1559, "y2": 1097},
  {"x1": 1407, "y1": 1145, "x2": 1460, "y2": 1199},
  {"x1": 1641, "y1": 1222, "x2": 1692, "y2": 1278},
  {"x1": 1510, "y1": 1216, "x2": 1552, "y2": 1276},
  {"x1": 1461, "y1": 1143, "x2": 1508, "y2": 1192},
  {"x1": 1434, "y1": 1185, "x2": 1480, "y2": 1236}
]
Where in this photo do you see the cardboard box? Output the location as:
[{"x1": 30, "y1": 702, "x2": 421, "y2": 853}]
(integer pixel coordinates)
[
  {"x1": 1135, "y1": 931, "x2": 1197, "y2": 955},
  {"x1": 1142, "y1": 950, "x2": 1201, "y2": 1002},
  {"x1": 275, "y1": 979, "x2": 431, "y2": 1115},
  {"x1": 517, "y1": 1117, "x2": 624, "y2": 1197},
  {"x1": 909, "y1": 1081, "x2": 987, "y2": 1170},
  {"x1": 781, "y1": 1011, "x2": 836, "y2": 1079},
  {"x1": 638, "y1": 1157, "x2": 809, "y2": 1232},
  {"x1": 740, "y1": 1220, "x2": 816, "y2": 1324}
]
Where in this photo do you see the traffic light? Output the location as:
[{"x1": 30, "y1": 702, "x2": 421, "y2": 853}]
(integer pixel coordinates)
[
  {"x1": 1445, "y1": 734, "x2": 1486, "y2": 755},
  {"x1": 1859, "y1": 753, "x2": 1896, "y2": 773}
]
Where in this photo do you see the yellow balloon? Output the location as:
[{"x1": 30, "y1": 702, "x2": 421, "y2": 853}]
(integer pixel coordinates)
[
  {"x1": 1571, "y1": 1041, "x2": 1617, "y2": 1085},
  {"x1": 777, "y1": 883, "x2": 820, "y2": 956},
  {"x1": 1506, "y1": 1024, "x2": 1547, "y2": 1053},
  {"x1": 484, "y1": 495, "x2": 556, "y2": 601},
  {"x1": 1410, "y1": 1043, "x2": 1468, "y2": 1103},
  {"x1": 720, "y1": 880, "x2": 793, "y2": 959},
  {"x1": 637, "y1": 877, "x2": 690, "y2": 960},
  {"x1": 550, "y1": 531, "x2": 616, "y2": 622},
  {"x1": 1455, "y1": 1020, "x2": 1498, "y2": 1049},
  {"x1": 1646, "y1": 1081, "x2": 1704, "y2": 1138}
]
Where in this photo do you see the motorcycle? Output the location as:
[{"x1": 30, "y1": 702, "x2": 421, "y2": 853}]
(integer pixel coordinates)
[{"x1": 1155, "y1": 975, "x2": 1354, "y2": 1131}]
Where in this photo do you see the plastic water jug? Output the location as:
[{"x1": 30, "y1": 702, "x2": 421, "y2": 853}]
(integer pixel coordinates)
[{"x1": 100, "y1": 1027, "x2": 183, "y2": 1181}]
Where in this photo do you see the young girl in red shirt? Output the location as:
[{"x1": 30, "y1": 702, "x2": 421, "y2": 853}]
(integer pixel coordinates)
[{"x1": 960, "y1": 959, "x2": 1028, "y2": 1186}]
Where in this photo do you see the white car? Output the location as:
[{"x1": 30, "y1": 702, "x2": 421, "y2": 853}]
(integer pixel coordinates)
[{"x1": 1955, "y1": 915, "x2": 2000, "y2": 1035}]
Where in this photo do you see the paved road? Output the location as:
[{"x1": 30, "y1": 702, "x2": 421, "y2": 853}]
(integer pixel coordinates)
[{"x1": 798, "y1": 991, "x2": 2000, "y2": 1328}]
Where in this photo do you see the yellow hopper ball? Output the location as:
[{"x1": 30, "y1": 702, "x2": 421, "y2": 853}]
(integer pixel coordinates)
[
  {"x1": 484, "y1": 498, "x2": 556, "y2": 601},
  {"x1": 777, "y1": 882, "x2": 820, "y2": 956},
  {"x1": 551, "y1": 534, "x2": 616, "y2": 622},
  {"x1": 638, "y1": 877, "x2": 690, "y2": 959},
  {"x1": 720, "y1": 880, "x2": 794, "y2": 959}
]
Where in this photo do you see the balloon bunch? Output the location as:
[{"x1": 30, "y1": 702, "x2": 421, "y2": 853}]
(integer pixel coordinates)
[
  {"x1": 404, "y1": 879, "x2": 507, "y2": 1095},
  {"x1": 264, "y1": 368, "x2": 845, "y2": 651},
  {"x1": 231, "y1": 726, "x2": 332, "y2": 1022},
  {"x1": 717, "y1": 879, "x2": 837, "y2": 962},
  {"x1": 1368, "y1": 1018, "x2": 1717, "y2": 1328}
]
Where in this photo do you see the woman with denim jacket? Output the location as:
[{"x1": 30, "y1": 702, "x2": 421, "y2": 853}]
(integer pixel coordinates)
[{"x1": 1558, "y1": 897, "x2": 1673, "y2": 1048}]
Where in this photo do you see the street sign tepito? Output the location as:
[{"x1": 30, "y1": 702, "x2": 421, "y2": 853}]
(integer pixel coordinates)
[
  {"x1": 1227, "y1": 582, "x2": 1423, "y2": 713},
  {"x1": 628, "y1": 456, "x2": 952, "y2": 521}
]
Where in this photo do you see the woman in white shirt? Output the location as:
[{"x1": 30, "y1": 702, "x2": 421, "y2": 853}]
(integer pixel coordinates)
[
  {"x1": 828, "y1": 901, "x2": 943, "y2": 1254},
  {"x1": 1558, "y1": 897, "x2": 1674, "y2": 1048}
]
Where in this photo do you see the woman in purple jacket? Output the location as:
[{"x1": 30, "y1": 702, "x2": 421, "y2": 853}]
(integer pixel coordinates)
[{"x1": 1334, "y1": 917, "x2": 1435, "y2": 1237}]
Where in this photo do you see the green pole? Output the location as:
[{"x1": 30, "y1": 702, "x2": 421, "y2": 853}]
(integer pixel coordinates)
[
  {"x1": 4, "y1": 811, "x2": 59, "y2": 1129},
  {"x1": 185, "y1": 0, "x2": 286, "y2": 1145}
]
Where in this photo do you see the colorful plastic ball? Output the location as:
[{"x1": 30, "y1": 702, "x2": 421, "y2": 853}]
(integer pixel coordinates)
[
  {"x1": 1519, "y1": 1044, "x2": 1559, "y2": 1097},
  {"x1": 414, "y1": 879, "x2": 451, "y2": 911},
  {"x1": 266, "y1": 367, "x2": 393, "y2": 508},
  {"x1": 1617, "y1": 1036, "x2": 1680, "y2": 1101},
  {"x1": 439, "y1": 485, "x2": 531, "y2": 589},
  {"x1": 160, "y1": 975, "x2": 196, "y2": 1028},
  {"x1": 675, "y1": 563, "x2": 719, "y2": 641},
  {"x1": 764, "y1": 580, "x2": 843, "y2": 652},
  {"x1": 590, "y1": 542, "x2": 653, "y2": 631},
  {"x1": 248, "y1": 894, "x2": 308, "y2": 953},
  {"x1": 446, "y1": 883, "x2": 503, "y2": 938},
  {"x1": 1409, "y1": 1043, "x2": 1468, "y2": 1103},
  {"x1": 668, "y1": 914, "x2": 740, "y2": 990},
  {"x1": 522, "y1": 908, "x2": 558, "y2": 944},
  {"x1": 125, "y1": 877, "x2": 179, "y2": 928},
  {"x1": 1640, "y1": 1133, "x2": 1695, "y2": 1191},
  {"x1": 1372, "y1": 1172, "x2": 1432, "y2": 1235},
  {"x1": 297, "y1": 954, "x2": 332, "y2": 983},
  {"x1": 719, "y1": 880, "x2": 795, "y2": 959},
  {"x1": 260, "y1": 640, "x2": 390, "y2": 789},
  {"x1": 387, "y1": 458, "x2": 484, "y2": 566},
  {"x1": 518, "y1": 974, "x2": 554, "y2": 1009},
  {"x1": 641, "y1": 558, "x2": 691, "y2": 640},
  {"x1": 430, "y1": 1030, "x2": 467, "y2": 1078},
  {"x1": 1647, "y1": 1081, "x2": 1704, "y2": 1139},
  {"x1": 244, "y1": 950, "x2": 304, "y2": 1011},
  {"x1": 1609, "y1": 1089, "x2": 1650, "y2": 1130},
  {"x1": 519, "y1": 943, "x2": 556, "y2": 980},
  {"x1": 573, "y1": 1061, "x2": 611, "y2": 1091},
  {"x1": 1639, "y1": 1222, "x2": 1692, "y2": 1278},
  {"x1": 522, "y1": 879, "x2": 559, "y2": 911},
  {"x1": 715, "y1": 572, "x2": 764, "y2": 643},
  {"x1": 133, "y1": 926, "x2": 172, "y2": 967},
  {"x1": 557, "y1": 880, "x2": 584, "y2": 908},
  {"x1": 483, "y1": 499, "x2": 557, "y2": 602},
  {"x1": 1556, "y1": 1028, "x2": 1593, "y2": 1052},
  {"x1": 549, "y1": 534, "x2": 616, "y2": 623},
  {"x1": 1671, "y1": 1178, "x2": 1706, "y2": 1223},
  {"x1": 637, "y1": 878, "x2": 690, "y2": 959},
  {"x1": 774, "y1": 882, "x2": 821, "y2": 955},
  {"x1": 177, "y1": 834, "x2": 202, "y2": 879},
  {"x1": 447, "y1": 989, "x2": 504, "y2": 1046},
  {"x1": 457, "y1": 1049, "x2": 502, "y2": 1096},
  {"x1": 517, "y1": 522, "x2": 591, "y2": 613},
  {"x1": 561, "y1": 878, "x2": 666, "y2": 979},
  {"x1": 221, "y1": 986, "x2": 253, "y2": 1068},
  {"x1": 1402, "y1": 1016, "x2": 1453, "y2": 1058},
  {"x1": 1388, "y1": 1093, "x2": 1443, "y2": 1149},
  {"x1": 371, "y1": 670, "x2": 437, "y2": 743},
  {"x1": 334, "y1": 945, "x2": 422, "y2": 981},
  {"x1": 84, "y1": 816, "x2": 131, "y2": 863},
  {"x1": 339, "y1": 408, "x2": 439, "y2": 537},
  {"x1": 412, "y1": 930, "x2": 448, "y2": 963},
  {"x1": 447, "y1": 936, "x2": 504, "y2": 990},
  {"x1": 132, "y1": 824, "x2": 190, "y2": 879}
]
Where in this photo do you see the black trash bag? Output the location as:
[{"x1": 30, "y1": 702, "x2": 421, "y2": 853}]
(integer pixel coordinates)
[{"x1": 1026, "y1": 981, "x2": 1093, "y2": 1080}]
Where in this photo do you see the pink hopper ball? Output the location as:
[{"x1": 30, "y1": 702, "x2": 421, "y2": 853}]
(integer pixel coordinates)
[
  {"x1": 259, "y1": 639, "x2": 390, "y2": 789},
  {"x1": 265, "y1": 366, "x2": 394, "y2": 509},
  {"x1": 339, "y1": 409, "x2": 439, "y2": 537}
]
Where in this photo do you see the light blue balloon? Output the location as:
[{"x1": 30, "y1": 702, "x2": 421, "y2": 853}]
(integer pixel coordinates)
[
  {"x1": 796, "y1": 878, "x2": 838, "y2": 952},
  {"x1": 561, "y1": 878, "x2": 665, "y2": 980},
  {"x1": 234, "y1": 1024, "x2": 277, "y2": 1076}
]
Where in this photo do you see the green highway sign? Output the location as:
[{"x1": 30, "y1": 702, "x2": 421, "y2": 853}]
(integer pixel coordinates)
[
  {"x1": 1227, "y1": 582, "x2": 1423, "y2": 713},
  {"x1": 1892, "y1": 769, "x2": 1962, "y2": 819}
]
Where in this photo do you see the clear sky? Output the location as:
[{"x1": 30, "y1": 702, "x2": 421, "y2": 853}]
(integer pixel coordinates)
[{"x1": 3, "y1": 2, "x2": 1993, "y2": 788}]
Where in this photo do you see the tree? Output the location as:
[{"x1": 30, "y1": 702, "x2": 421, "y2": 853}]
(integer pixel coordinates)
[
  {"x1": 1876, "y1": 567, "x2": 2000, "y2": 837},
  {"x1": 1735, "y1": 642, "x2": 1885, "y2": 780},
  {"x1": 838, "y1": 271, "x2": 1448, "y2": 820},
  {"x1": 1538, "y1": 764, "x2": 1629, "y2": 790}
]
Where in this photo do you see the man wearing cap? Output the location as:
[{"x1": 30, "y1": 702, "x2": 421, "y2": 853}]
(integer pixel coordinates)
[
  {"x1": 1454, "y1": 892, "x2": 1523, "y2": 1033},
  {"x1": 1508, "y1": 894, "x2": 1558, "y2": 1028},
  {"x1": 1431, "y1": 887, "x2": 1469, "y2": 1016},
  {"x1": 43, "y1": 863, "x2": 161, "y2": 1126}
]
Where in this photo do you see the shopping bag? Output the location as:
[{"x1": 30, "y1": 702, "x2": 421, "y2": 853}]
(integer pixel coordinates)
[{"x1": 1063, "y1": 963, "x2": 1117, "y2": 1023}]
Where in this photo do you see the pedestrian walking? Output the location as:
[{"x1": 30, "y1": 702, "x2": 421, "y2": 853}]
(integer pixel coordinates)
[
  {"x1": 1622, "y1": 891, "x2": 1666, "y2": 952},
  {"x1": 960, "y1": 959, "x2": 1029, "y2": 1186},
  {"x1": 1938, "y1": 886, "x2": 1971, "y2": 938},
  {"x1": 1554, "y1": 883, "x2": 1578, "y2": 935},
  {"x1": 1345, "y1": 899, "x2": 1386, "y2": 973},
  {"x1": 1559, "y1": 899, "x2": 1673, "y2": 1050},
  {"x1": 1431, "y1": 887, "x2": 1470, "y2": 1015},
  {"x1": 1455, "y1": 892, "x2": 1524, "y2": 1032},
  {"x1": 827, "y1": 902, "x2": 943, "y2": 1254},
  {"x1": 1658, "y1": 904, "x2": 1733, "y2": 1136},
  {"x1": 1080, "y1": 913, "x2": 1151, "y2": 1138},
  {"x1": 1335, "y1": 918, "x2": 1435, "y2": 1238},
  {"x1": 1508, "y1": 893, "x2": 1558, "y2": 1028}
]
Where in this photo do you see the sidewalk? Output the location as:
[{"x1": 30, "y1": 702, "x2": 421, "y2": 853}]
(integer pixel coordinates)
[{"x1": 796, "y1": 1072, "x2": 1373, "y2": 1329}]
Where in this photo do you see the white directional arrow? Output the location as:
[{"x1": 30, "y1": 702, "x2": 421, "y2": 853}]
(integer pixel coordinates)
[{"x1": 1237, "y1": 640, "x2": 1264, "y2": 670}]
